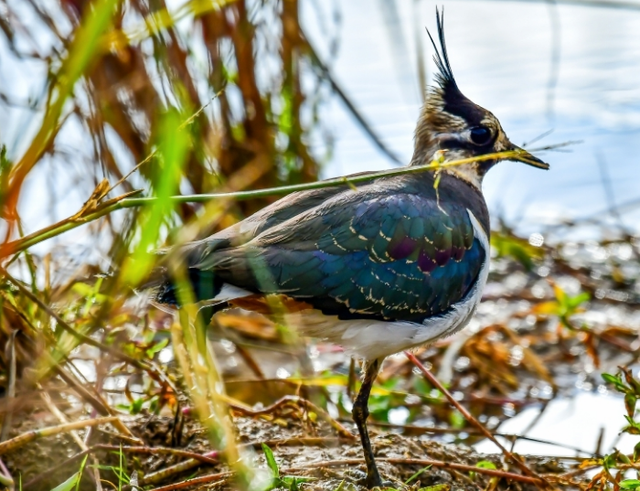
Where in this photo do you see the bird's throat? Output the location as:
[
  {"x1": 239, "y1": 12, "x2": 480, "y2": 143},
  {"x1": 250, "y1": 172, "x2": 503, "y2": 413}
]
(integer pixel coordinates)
[{"x1": 443, "y1": 162, "x2": 484, "y2": 191}]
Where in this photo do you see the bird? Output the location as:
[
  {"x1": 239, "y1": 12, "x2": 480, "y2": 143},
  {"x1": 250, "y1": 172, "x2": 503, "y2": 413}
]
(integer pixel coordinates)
[{"x1": 156, "y1": 10, "x2": 549, "y2": 489}]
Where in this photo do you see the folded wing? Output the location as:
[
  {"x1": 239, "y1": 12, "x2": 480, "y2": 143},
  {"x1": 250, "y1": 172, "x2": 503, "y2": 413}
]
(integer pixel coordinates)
[{"x1": 189, "y1": 190, "x2": 486, "y2": 322}]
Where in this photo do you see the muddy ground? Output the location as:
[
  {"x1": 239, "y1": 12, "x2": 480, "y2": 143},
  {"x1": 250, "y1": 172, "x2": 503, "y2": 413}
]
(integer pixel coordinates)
[{"x1": 4, "y1": 401, "x2": 587, "y2": 491}]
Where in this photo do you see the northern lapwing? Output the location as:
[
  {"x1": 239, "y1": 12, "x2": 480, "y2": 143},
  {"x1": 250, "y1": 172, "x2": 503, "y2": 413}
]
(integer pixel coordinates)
[{"x1": 157, "y1": 11, "x2": 549, "y2": 488}]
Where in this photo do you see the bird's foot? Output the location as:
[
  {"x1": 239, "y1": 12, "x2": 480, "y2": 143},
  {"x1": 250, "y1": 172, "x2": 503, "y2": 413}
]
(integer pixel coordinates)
[
  {"x1": 365, "y1": 473, "x2": 383, "y2": 489},
  {"x1": 364, "y1": 477, "x2": 395, "y2": 489},
  {"x1": 349, "y1": 468, "x2": 393, "y2": 489},
  {"x1": 345, "y1": 468, "x2": 390, "y2": 489}
]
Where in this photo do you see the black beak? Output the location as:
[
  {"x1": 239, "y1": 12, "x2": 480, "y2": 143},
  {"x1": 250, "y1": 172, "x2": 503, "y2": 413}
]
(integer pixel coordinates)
[{"x1": 508, "y1": 144, "x2": 550, "y2": 170}]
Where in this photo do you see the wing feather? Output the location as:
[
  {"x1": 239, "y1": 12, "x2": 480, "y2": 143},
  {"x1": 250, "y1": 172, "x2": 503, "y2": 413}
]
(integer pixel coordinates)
[{"x1": 201, "y1": 191, "x2": 486, "y2": 322}]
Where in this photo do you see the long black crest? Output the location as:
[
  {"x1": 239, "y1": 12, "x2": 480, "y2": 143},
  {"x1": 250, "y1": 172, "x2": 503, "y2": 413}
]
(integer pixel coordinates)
[
  {"x1": 425, "y1": 9, "x2": 487, "y2": 126},
  {"x1": 426, "y1": 8, "x2": 458, "y2": 90}
]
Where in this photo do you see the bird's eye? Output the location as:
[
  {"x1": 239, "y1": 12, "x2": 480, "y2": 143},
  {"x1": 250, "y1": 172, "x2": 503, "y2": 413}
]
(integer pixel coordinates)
[{"x1": 469, "y1": 126, "x2": 493, "y2": 146}]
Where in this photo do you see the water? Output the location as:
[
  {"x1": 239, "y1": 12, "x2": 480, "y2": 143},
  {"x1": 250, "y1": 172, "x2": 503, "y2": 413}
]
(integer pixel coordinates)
[
  {"x1": 303, "y1": 0, "x2": 640, "y2": 233},
  {"x1": 475, "y1": 392, "x2": 637, "y2": 457}
]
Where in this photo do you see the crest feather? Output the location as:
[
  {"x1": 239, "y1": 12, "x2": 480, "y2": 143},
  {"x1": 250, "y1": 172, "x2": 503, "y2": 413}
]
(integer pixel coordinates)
[
  {"x1": 426, "y1": 8, "x2": 458, "y2": 90},
  {"x1": 423, "y1": 8, "x2": 485, "y2": 127}
]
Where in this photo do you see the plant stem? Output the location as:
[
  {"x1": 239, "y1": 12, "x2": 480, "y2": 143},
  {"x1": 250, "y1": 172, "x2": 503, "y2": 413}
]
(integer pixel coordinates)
[{"x1": 1, "y1": 150, "x2": 534, "y2": 258}]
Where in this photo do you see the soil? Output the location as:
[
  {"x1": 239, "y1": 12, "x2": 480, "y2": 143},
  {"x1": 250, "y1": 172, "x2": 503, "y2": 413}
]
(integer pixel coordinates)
[{"x1": 4, "y1": 403, "x2": 586, "y2": 491}]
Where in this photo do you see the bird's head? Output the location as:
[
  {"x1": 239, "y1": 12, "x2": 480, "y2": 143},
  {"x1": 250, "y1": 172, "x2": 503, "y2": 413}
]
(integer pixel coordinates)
[{"x1": 412, "y1": 10, "x2": 549, "y2": 188}]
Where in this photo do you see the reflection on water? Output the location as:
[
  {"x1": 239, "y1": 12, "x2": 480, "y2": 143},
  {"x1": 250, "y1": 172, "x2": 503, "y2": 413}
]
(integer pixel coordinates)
[
  {"x1": 303, "y1": 0, "x2": 640, "y2": 233},
  {"x1": 475, "y1": 392, "x2": 637, "y2": 457}
]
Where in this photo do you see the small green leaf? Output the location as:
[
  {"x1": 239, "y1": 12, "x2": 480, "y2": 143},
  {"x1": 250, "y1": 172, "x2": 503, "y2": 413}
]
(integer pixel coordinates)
[
  {"x1": 602, "y1": 373, "x2": 627, "y2": 392},
  {"x1": 130, "y1": 398, "x2": 144, "y2": 415},
  {"x1": 449, "y1": 409, "x2": 465, "y2": 429},
  {"x1": 602, "y1": 451, "x2": 619, "y2": 470},
  {"x1": 146, "y1": 338, "x2": 169, "y2": 358},
  {"x1": 568, "y1": 292, "x2": 590, "y2": 309},
  {"x1": 619, "y1": 453, "x2": 632, "y2": 464},
  {"x1": 261, "y1": 443, "x2": 279, "y2": 478},
  {"x1": 281, "y1": 476, "x2": 314, "y2": 490},
  {"x1": 75, "y1": 455, "x2": 88, "y2": 491},
  {"x1": 634, "y1": 441, "x2": 640, "y2": 461},
  {"x1": 469, "y1": 460, "x2": 498, "y2": 480},
  {"x1": 149, "y1": 396, "x2": 159, "y2": 414},
  {"x1": 623, "y1": 415, "x2": 640, "y2": 435},
  {"x1": 405, "y1": 465, "x2": 431, "y2": 484},
  {"x1": 490, "y1": 231, "x2": 543, "y2": 271},
  {"x1": 601, "y1": 373, "x2": 620, "y2": 385},
  {"x1": 412, "y1": 376, "x2": 431, "y2": 396},
  {"x1": 620, "y1": 479, "x2": 640, "y2": 489},
  {"x1": 50, "y1": 472, "x2": 81, "y2": 491},
  {"x1": 625, "y1": 393, "x2": 638, "y2": 417}
]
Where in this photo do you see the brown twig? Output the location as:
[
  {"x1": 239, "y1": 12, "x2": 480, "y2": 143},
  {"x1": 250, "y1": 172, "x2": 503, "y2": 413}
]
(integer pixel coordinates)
[
  {"x1": 93, "y1": 428, "x2": 147, "y2": 445},
  {"x1": 48, "y1": 360, "x2": 114, "y2": 417},
  {"x1": 140, "y1": 436, "x2": 347, "y2": 485},
  {"x1": 232, "y1": 343, "x2": 266, "y2": 379},
  {"x1": 556, "y1": 464, "x2": 599, "y2": 480},
  {"x1": 96, "y1": 444, "x2": 221, "y2": 464},
  {"x1": 147, "y1": 474, "x2": 230, "y2": 491},
  {"x1": 0, "y1": 416, "x2": 118, "y2": 455},
  {"x1": 138, "y1": 450, "x2": 222, "y2": 485},
  {"x1": 405, "y1": 351, "x2": 550, "y2": 488}
]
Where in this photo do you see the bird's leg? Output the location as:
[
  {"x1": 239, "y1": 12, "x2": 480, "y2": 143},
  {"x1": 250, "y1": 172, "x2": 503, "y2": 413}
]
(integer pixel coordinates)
[{"x1": 352, "y1": 357, "x2": 383, "y2": 488}]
